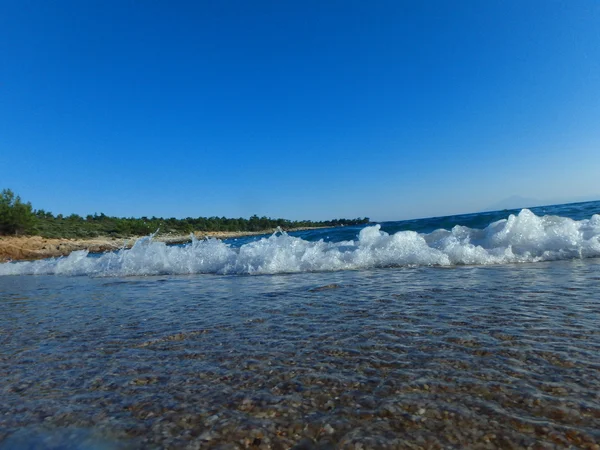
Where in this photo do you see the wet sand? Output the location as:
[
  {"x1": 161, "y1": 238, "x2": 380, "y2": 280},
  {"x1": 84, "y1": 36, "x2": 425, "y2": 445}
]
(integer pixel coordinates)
[{"x1": 0, "y1": 228, "x2": 322, "y2": 262}]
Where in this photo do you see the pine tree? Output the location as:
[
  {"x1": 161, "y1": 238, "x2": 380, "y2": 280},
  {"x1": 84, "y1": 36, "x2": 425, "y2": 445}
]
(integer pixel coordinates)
[{"x1": 0, "y1": 189, "x2": 37, "y2": 235}]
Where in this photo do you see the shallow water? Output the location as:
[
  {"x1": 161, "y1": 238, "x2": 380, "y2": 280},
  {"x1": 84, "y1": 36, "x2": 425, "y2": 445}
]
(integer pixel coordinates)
[{"x1": 2, "y1": 257, "x2": 600, "y2": 449}]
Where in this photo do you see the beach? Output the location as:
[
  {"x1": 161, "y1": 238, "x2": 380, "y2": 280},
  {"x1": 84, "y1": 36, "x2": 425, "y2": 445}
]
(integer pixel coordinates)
[
  {"x1": 1, "y1": 202, "x2": 600, "y2": 448},
  {"x1": 0, "y1": 228, "x2": 322, "y2": 262},
  {"x1": 2, "y1": 2, "x2": 597, "y2": 446}
]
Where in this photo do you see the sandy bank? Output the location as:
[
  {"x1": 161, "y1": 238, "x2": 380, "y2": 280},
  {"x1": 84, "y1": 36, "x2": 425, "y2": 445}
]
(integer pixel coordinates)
[{"x1": 0, "y1": 227, "x2": 322, "y2": 262}]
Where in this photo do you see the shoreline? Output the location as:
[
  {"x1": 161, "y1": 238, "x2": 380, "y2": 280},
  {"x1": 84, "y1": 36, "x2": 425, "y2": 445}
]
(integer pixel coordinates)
[{"x1": 0, "y1": 227, "x2": 324, "y2": 262}]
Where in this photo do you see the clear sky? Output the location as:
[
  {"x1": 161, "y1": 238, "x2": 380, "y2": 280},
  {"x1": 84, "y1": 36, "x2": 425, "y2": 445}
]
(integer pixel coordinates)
[{"x1": 1, "y1": 1, "x2": 599, "y2": 221}]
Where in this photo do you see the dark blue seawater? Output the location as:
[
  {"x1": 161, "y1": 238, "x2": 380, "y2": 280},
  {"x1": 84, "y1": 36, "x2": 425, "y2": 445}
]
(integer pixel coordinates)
[
  {"x1": 1, "y1": 201, "x2": 600, "y2": 448},
  {"x1": 277, "y1": 200, "x2": 600, "y2": 245}
]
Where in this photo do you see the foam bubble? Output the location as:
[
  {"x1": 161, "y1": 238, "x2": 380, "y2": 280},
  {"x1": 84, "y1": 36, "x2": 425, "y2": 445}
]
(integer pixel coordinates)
[{"x1": 1, "y1": 209, "x2": 599, "y2": 277}]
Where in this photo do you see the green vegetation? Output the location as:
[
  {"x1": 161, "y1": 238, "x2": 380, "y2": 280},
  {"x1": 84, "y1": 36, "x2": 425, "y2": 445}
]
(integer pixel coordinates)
[
  {"x1": 0, "y1": 189, "x2": 36, "y2": 235},
  {"x1": 0, "y1": 188, "x2": 369, "y2": 238}
]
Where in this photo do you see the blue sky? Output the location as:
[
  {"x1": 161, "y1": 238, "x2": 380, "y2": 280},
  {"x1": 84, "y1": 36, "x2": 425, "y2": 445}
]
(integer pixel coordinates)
[{"x1": 1, "y1": 1, "x2": 599, "y2": 221}]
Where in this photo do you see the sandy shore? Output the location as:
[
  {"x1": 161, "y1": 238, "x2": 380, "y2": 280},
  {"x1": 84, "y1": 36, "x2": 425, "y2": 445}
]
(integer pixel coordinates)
[{"x1": 0, "y1": 227, "x2": 321, "y2": 262}]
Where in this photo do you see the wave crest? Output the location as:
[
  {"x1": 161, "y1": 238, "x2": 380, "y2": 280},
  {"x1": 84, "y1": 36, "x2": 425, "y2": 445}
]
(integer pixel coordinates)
[{"x1": 1, "y1": 209, "x2": 599, "y2": 277}]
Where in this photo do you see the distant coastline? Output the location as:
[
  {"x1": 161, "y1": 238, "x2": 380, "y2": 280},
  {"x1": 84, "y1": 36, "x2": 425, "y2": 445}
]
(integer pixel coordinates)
[
  {"x1": 0, "y1": 227, "x2": 324, "y2": 262},
  {"x1": 0, "y1": 188, "x2": 369, "y2": 262}
]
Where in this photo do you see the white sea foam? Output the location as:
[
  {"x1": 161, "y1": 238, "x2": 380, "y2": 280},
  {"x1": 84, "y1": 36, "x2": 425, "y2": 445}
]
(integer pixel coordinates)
[{"x1": 1, "y1": 210, "x2": 599, "y2": 277}]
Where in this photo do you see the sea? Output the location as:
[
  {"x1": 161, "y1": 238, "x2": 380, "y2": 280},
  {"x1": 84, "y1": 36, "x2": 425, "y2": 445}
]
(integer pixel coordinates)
[{"x1": 1, "y1": 201, "x2": 600, "y2": 449}]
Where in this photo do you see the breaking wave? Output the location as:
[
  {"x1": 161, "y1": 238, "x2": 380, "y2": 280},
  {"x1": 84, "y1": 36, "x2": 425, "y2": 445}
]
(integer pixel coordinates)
[{"x1": 1, "y1": 209, "x2": 600, "y2": 277}]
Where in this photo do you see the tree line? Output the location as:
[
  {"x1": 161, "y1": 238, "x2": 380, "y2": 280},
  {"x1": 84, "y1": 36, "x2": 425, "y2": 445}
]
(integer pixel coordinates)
[{"x1": 0, "y1": 189, "x2": 370, "y2": 238}]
